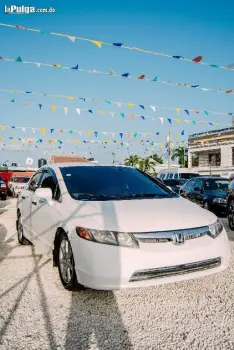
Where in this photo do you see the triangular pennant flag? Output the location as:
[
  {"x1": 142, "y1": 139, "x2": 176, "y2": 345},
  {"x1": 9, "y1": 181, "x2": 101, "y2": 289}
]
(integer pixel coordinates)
[
  {"x1": 176, "y1": 108, "x2": 180, "y2": 115},
  {"x1": 119, "y1": 133, "x2": 123, "y2": 139},
  {"x1": 115, "y1": 102, "x2": 122, "y2": 108},
  {"x1": 91, "y1": 40, "x2": 102, "y2": 48},
  {"x1": 11, "y1": 126, "x2": 15, "y2": 129},
  {"x1": 156, "y1": 132, "x2": 160, "y2": 135},
  {"x1": 209, "y1": 64, "x2": 219, "y2": 68},
  {"x1": 88, "y1": 109, "x2": 93, "y2": 114},
  {"x1": 176, "y1": 119, "x2": 181, "y2": 124},
  {"x1": 138, "y1": 74, "x2": 145, "y2": 80},
  {"x1": 176, "y1": 132, "x2": 179, "y2": 136},
  {"x1": 159, "y1": 117, "x2": 164, "y2": 124},
  {"x1": 71, "y1": 64, "x2": 78, "y2": 70},
  {"x1": 67, "y1": 96, "x2": 74, "y2": 100},
  {"x1": 134, "y1": 133, "x2": 138, "y2": 138},
  {"x1": 167, "y1": 118, "x2": 172, "y2": 124},
  {"x1": 209, "y1": 122, "x2": 213, "y2": 126},
  {"x1": 150, "y1": 106, "x2": 156, "y2": 112},
  {"x1": 24, "y1": 103, "x2": 29, "y2": 108},
  {"x1": 22, "y1": 128, "x2": 26, "y2": 132},
  {"x1": 122, "y1": 73, "x2": 130, "y2": 77},
  {"x1": 51, "y1": 105, "x2": 56, "y2": 112},
  {"x1": 76, "y1": 108, "x2": 80, "y2": 115},
  {"x1": 10, "y1": 99, "x2": 15, "y2": 102},
  {"x1": 50, "y1": 129, "x2": 54, "y2": 134},
  {"x1": 108, "y1": 70, "x2": 115, "y2": 75},
  {"x1": 192, "y1": 56, "x2": 203, "y2": 63},
  {"x1": 184, "y1": 120, "x2": 190, "y2": 124},
  {"x1": 32, "y1": 128, "x2": 36, "y2": 133},
  {"x1": 113, "y1": 43, "x2": 123, "y2": 47},
  {"x1": 26, "y1": 91, "x2": 32, "y2": 94},
  {"x1": 41, "y1": 128, "x2": 46, "y2": 134},
  {"x1": 94, "y1": 132, "x2": 98, "y2": 137},
  {"x1": 87, "y1": 131, "x2": 92, "y2": 136},
  {"x1": 129, "y1": 113, "x2": 135, "y2": 120},
  {"x1": 204, "y1": 111, "x2": 208, "y2": 115},
  {"x1": 36, "y1": 63, "x2": 41, "y2": 68},
  {"x1": 173, "y1": 56, "x2": 184, "y2": 59},
  {"x1": 1, "y1": 126, "x2": 4, "y2": 130},
  {"x1": 152, "y1": 76, "x2": 158, "y2": 82},
  {"x1": 40, "y1": 30, "x2": 49, "y2": 34},
  {"x1": 191, "y1": 85, "x2": 199, "y2": 88},
  {"x1": 139, "y1": 105, "x2": 145, "y2": 109},
  {"x1": 128, "y1": 103, "x2": 133, "y2": 107},
  {"x1": 16, "y1": 25, "x2": 25, "y2": 30},
  {"x1": 38, "y1": 104, "x2": 42, "y2": 109},
  {"x1": 120, "y1": 113, "x2": 125, "y2": 118},
  {"x1": 73, "y1": 140, "x2": 79, "y2": 144},
  {"x1": 109, "y1": 112, "x2": 115, "y2": 118},
  {"x1": 68, "y1": 36, "x2": 76, "y2": 43},
  {"x1": 226, "y1": 90, "x2": 233, "y2": 94},
  {"x1": 15, "y1": 56, "x2": 22, "y2": 62},
  {"x1": 105, "y1": 100, "x2": 111, "y2": 104},
  {"x1": 192, "y1": 120, "x2": 196, "y2": 125},
  {"x1": 193, "y1": 110, "x2": 199, "y2": 113},
  {"x1": 52, "y1": 64, "x2": 61, "y2": 68},
  {"x1": 60, "y1": 129, "x2": 64, "y2": 133},
  {"x1": 141, "y1": 116, "x2": 145, "y2": 120},
  {"x1": 181, "y1": 130, "x2": 185, "y2": 136},
  {"x1": 97, "y1": 110, "x2": 104, "y2": 114},
  {"x1": 184, "y1": 109, "x2": 189, "y2": 115},
  {"x1": 69, "y1": 130, "x2": 73, "y2": 134},
  {"x1": 64, "y1": 107, "x2": 68, "y2": 115}
]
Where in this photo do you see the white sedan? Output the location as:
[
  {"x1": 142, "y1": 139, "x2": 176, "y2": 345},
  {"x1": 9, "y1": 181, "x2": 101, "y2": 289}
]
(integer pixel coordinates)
[{"x1": 17, "y1": 163, "x2": 231, "y2": 291}]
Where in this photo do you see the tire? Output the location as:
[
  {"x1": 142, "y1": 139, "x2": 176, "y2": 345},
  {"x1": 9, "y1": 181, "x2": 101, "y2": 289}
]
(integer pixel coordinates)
[
  {"x1": 203, "y1": 201, "x2": 210, "y2": 211},
  {"x1": 17, "y1": 212, "x2": 30, "y2": 245},
  {"x1": 57, "y1": 233, "x2": 83, "y2": 291},
  {"x1": 228, "y1": 200, "x2": 234, "y2": 230},
  {"x1": 1, "y1": 195, "x2": 6, "y2": 200},
  {"x1": 12, "y1": 190, "x2": 16, "y2": 198}
]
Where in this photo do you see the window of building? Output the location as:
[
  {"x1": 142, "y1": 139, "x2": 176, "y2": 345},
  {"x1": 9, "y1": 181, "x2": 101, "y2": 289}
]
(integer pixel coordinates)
[{"x1": 192, "y1": 154, "x2": 199, "y2": 167}]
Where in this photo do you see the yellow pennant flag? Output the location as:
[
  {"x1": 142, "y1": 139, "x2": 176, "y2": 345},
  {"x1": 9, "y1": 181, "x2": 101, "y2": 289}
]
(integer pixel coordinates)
[
  {"x1": 91, "y1": 40, "x2": 102, "y2": 48},
  {"x1": 41, "y1": 128, "x2": 46, "y2": 134},
  {"x1": 176, "y1": 132, "x2": 179, "y2": 135},
  {"x1": 128, "y1": 103, "x2": 133, "y2": 107},
  {"x1": 74, "y1": 140, "x2": 79, "y2": 144},
  {"x1": 176, "y1": 108, "x2": 180, "y2": 114},
  {"x1": 1, "y1": 126, "x2": 4, "y2": 130},
  {"x1": 66, "y1": 96, "x2": 74, "y2": 100},
  {"x1": 53, "y1": 64, "x2": 62, "y2": 68},
  {"x1": 12, "y1": 139, "x2": 16, "y2": 144},
  {"x1": 51, "y1": 105, "x2": 56, "y2": 112},
  {"x1": 87, "y1": 131, "x2": 92, "y2": 136},
  {"x1": 176, "y1": 119, "x2": 181, "y2": 124},
  {"x1": 105, "y1": 140, "x2": 109, "y2": 144},
  {"x1": 97, "y1": 110, "x2": 104, "y2": 114}
]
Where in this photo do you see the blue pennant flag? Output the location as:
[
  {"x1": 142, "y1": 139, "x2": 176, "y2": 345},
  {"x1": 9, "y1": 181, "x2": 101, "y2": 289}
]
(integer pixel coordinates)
[
  {"x1": 113, "y1": 43, "x2": 123, "y2": 47},
  {"x1": 50, "y1": 129, "x2": 54, "y2": 133},
  {"x1": 71, "y1": 64, "x2": 78, "y2": 70},
  {"x1": 184, "y1": 109, "x2": 189, "y2": 115},
  {"x1": 167, "y1": 118, "x2": 172, "y2": 124},
  {"x1": 139, "y1": 105, "x2": 145, "y2": 109},
  {"x1": 38, "y1": 104, "x2": 42, "y2": 109},
  {"x1": 121, "y1": 73, "x2": 130, "y2": 77},
  {"x1": 88, "y1": 109, "x2": 93, "y2": 114},
  {"x1": 181, "y1": 130, "x2": 185, "y2": 136}
]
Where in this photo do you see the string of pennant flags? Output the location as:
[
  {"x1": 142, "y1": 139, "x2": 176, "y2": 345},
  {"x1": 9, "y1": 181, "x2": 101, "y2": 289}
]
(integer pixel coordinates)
[
  {"x1": 0, "y1": 95, "x2": 233, "y2": 117},
  {"x1": 1, "y1": 55, "x2": 234, "y2": 96},
  {"x1": 1, "y1": 22, "x2": 234, "y2": 72}
]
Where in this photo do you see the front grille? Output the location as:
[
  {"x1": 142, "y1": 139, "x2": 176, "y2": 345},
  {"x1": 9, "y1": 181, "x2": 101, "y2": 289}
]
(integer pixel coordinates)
[{"x1": 129, "y1": 257, "x2": 221, "y2": 282}]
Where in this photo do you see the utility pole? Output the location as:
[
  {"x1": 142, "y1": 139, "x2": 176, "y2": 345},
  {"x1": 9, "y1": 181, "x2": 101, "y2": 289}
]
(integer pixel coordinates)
[{"x1": 167, "y1": 126, "x2": 171, "y2": 168}]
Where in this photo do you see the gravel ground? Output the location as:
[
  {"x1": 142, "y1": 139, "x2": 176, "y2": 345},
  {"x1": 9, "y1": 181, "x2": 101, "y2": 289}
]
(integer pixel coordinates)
[{"x1": 1, "y1": 199, "x2": 234, "y2": 350}]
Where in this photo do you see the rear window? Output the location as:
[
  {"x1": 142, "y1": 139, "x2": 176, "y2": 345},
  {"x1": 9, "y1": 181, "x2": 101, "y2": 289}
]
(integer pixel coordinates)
[
  {"x1": 14, "y1": 177, "x2": 30, "y2": 183},
  {"x1": 60, "y1": 166, "x2": 176, "y2": 201}
]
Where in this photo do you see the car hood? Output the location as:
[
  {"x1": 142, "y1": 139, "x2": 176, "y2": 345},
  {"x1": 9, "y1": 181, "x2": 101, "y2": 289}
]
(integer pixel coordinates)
[
  {"x1": 204, "y1": 190, "x2": 227, "y2": 199},
  {"x1": 68, "y1": 196, "x2": 217, "y2": 232}
]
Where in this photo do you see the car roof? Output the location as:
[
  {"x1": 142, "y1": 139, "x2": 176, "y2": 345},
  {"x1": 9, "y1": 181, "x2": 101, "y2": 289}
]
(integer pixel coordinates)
[
  {"x1": 195, "y1": 177, "x2": 228, "y2": 180},
  {"x1": 41, "y1": 163, "x2": 129, "y2": 170}
]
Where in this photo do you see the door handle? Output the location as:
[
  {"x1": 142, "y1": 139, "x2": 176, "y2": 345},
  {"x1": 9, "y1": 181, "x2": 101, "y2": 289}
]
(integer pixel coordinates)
[
  {"x1": 32, "y1": 201, "x2": 37, "y2": 206},
  {"x1": 22, "y1": 196, "x2": 26, "y2": 199}
]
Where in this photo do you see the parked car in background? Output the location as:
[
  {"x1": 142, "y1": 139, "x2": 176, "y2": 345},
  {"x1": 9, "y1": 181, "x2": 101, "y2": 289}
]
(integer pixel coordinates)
[
  {"x1": 158, "y1": 168, "x2": 199, "y2": 181},
  {"x1": 17, "y1": 164, "x2": 230, "y2": 291},
  {"x1": 8, "y1": 176, "x2": 31, "y2": 198},
  {"x1": 226, "y1": 180, "x2": 234, "y2": 230},
  {"x1": 180, "y1": 177, "x2": 229, "y2": 215},
  {"x1": 163, "y1": 179, "x2": 187, "y2": 194},
  {"x1": 0, "y1": 178, "x2": 7, "y2": 200}
]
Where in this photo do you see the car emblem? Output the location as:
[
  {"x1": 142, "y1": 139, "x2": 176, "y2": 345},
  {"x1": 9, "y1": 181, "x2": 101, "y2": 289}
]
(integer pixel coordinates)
[{"x1": 172, "y1": 233, "x2": 185, "y2": 245}]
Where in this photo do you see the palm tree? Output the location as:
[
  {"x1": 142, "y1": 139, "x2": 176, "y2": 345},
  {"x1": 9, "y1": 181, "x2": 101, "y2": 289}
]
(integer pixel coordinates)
[
  {"x1": 149, "y1": 153, "x2": 163, "y2": 164},
  {"x1": 171, "y1": 146, "x2": 188, "y2": 167},
  {"x1": 138, "y1": 157, "x2": 156, "y2": 174},
  {"x1": 124, "y1": 154, "x2": 139, "y2": 167}
]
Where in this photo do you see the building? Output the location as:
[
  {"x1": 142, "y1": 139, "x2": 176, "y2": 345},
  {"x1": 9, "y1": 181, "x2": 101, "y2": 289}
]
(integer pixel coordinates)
[{"x1": 188, "y1": 125, "x2": 234, "y2": 178}]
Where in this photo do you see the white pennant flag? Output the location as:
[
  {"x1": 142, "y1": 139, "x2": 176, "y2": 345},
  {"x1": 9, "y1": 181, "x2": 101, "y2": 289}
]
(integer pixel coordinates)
[
  {"x1": 68, "y1": 36, "x2": 76, "y2": 43},
  {"x1": 32, "y1": 128, "x2": 36, "y2": 133},
  {"x1": 36, "y1": 63, "x2": 41, "y2": 68},
  {"x1": 109, "y1": 112, "x2": 115, "y2": 118},
  {"x1": 76, "y1": 108, "x2": 80, "y2": 115},
  {"x1": 184, "y1": 120, "x2": 190, "y2": 124},
  {"x1": 102, "y1": 132, "x2": 107, "y2": 136},
  {"x1": 22, "y1": 127, "x2": 26, "y2": 132},
  {"x1": 64, "y1": 107, "x2": 68, "y2": 115},
  {"x1": 78, "y1": 131, "x2": 82, "y2": 136},
  {"x1": 115, "y1": 102, "x2": 122, "y2": 108},
  {"x1": 150, "y1": 105, "x2": 156, "y2": 112},
  {"x1": 159, "y1": 117, "x2": 164, "y2": 124}
]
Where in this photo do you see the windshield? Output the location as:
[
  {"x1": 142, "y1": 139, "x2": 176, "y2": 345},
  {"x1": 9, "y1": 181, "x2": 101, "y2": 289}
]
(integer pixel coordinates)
[
  {"x1": 15, "y1": 177, "x2": 30, "y2": 183},
  {"x1": 60, "y1": 166, "x2": 177, "y2": 201},
  {"x1": 180, "y1": 173, "x2": 199, "y2": 179},
  {"x1": 204, "y1": 179, "x2": 229, "y2": 191}
]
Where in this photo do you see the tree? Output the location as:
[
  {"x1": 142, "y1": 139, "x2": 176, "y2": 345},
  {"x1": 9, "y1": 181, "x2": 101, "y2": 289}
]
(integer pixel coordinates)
[
  {"x1": 138, "y1": 157, "x2": 156, "y2": 174},
  {"x1": 171, "y1": 146, "x2": 188, "y2": 167},
  {"x1": 149, "y1": 153, "x2": 163, "y2": 164},
  {"x1": 124, "y1": 154, "x2": 139, "y2": 167}
]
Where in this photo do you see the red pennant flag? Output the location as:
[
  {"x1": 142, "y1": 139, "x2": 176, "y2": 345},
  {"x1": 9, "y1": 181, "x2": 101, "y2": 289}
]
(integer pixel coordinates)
[
  {"x1": 192, "y1": 56, "x2": 203, "y2": 63},
  {"x1": 138, "y1": 74, "x2": 145, "y2": 80}
]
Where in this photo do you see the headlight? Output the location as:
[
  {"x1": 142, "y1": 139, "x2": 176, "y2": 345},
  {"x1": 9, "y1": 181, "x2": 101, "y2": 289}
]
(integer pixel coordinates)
[
  {"x1": 0, "y1": 184, "x2": 6, "y2": 188},
  {"x1": 208, "y1": 219, "x2": 223, "y2": 238},
  {"x1": 213, "y1": 197, "x2": 227, "y2": 204},
  {"x1": 76, "y1": 227, "x2": 139, "y2": 248}
]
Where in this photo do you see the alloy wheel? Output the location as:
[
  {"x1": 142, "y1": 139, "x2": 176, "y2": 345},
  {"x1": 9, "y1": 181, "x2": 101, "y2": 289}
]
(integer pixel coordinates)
[
  {"x1": 228, "y1": 200, "x2": 234, "y2": 230},
  {"x1": 59, "y1": 239, "x2": 73, "y2": 284}
]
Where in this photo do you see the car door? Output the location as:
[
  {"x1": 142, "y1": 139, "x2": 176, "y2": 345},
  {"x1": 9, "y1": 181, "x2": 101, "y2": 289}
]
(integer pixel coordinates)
[
  {"x1": 191, "y1": 178, "x2": 203, "y2": 205},
  {"x1": 30, "y1": 169, "x2": 62, "y2": 254},
  {"x1": 185, "y1": 179, "x2": 196, "y2": 201},
  {"x1": 20, "y1": 171, "x2": 43, "y2": 240}
]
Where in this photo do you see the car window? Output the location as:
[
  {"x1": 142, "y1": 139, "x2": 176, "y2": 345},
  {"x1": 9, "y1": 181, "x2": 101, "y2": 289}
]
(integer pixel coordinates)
[
  {"x1": 168, "y1": 173, "x2": 173, "y2": 179},
  {"x1": 229, "y1": 180, "x2": 234, "y2": 190},
  {"x1": 204, "y1": 179, "x2": 229, "y2": 191},
  {"x1": 40, "y1": 171, "x2": 61, "y2": 201},
  {"x1": 184, "y1": 179, "x2": 195, "y2": 191},
  {"x1": 28, "y1": 172, "x2": 43, "y2": 192},
  {"x1": 15, "y1": 177, "x2": 30, "y2": 183},
  {"x1": 174, "y1": 173, "x2": 179, "y2": 179},
  {"x1": 60, "y1": 166, "x2": 176, "y2": 201},
  {"x1": 180, "y1": 173, "x2": 199, "y2": 179},
  {"x1": 194, "y1": 178, "x2": 203, "y2": 189}
]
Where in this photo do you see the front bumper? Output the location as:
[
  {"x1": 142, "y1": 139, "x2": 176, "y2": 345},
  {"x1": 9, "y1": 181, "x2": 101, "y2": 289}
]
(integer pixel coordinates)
[{"x1": 70, "y1": 228, "x2": 231, "y2": 290}]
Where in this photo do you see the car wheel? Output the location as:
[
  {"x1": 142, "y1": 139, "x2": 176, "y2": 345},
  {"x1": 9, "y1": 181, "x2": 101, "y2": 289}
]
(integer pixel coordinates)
[
  {"x1": 1, "y1": 195, "x2": 6, "y2": 200},
  {"x1": 12, "y1": 190, "x2": 16, "y2": 198},
  {"x1": 228, "y1": 200, "x2": 234, "y2": 230},
  {"x1": 58, "y1": 233, "x2": 83, "y2": 291},
  {"x1": 203, "y1": 201, "x2": 210, "y2": 211},
  {"x1": 17, "y1": 212, "x2": 30, "y2": 245}
]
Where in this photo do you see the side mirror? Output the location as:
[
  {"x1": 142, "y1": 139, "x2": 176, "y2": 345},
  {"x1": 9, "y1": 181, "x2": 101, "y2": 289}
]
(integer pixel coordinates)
[{"x1": 35, "y1": 188, "x2": 53, "y2": 206}]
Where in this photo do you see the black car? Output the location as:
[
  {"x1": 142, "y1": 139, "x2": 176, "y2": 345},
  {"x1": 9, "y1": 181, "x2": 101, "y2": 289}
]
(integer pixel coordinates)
[
  {"x1": 226, "y1": 180, "x2": 234, "y2": 230},
  {"x1": 180, "y1": 176, "x2": 229, "y2": 215},
  {"x1": 163, "y1": 179, "x2": 187, "y2": 194},
  {"x1": 0, "y1": 179, "x2": 7, "y2": 200}
]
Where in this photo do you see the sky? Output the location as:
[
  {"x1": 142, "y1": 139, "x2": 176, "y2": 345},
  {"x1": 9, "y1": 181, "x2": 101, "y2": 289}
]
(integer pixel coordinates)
[{"x1": 0, "y1": 0, "x2": 234, "y2": 167}]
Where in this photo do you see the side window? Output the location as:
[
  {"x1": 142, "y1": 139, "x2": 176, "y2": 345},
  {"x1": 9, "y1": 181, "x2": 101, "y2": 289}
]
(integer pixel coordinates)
[
  {"x1": 185, "y1": 179, "x2": 195, "y2": 191},
  {"x1": 194, "y1": 178, "x2": 203, "y2": 190},
  {"x1": 174, "y1": 173, "x2": 179, "y2": 179},
  {"x1": 28, "y1": 172, "x2": 42, "y2": 192},
  {"x1": 168, "y1": 173, "x2": 174, "y2": 179},
  {"x1": 40, "y1": 171, "x2": 61, "y2": 201},
  {"x1": 230, "y1": 180, "x2": 234, "y2": 190}
]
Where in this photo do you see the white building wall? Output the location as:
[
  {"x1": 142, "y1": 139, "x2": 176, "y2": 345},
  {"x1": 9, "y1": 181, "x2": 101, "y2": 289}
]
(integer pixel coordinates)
[{"x1": 221, "y1": 144, "x2": 232, "y2": 167}]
